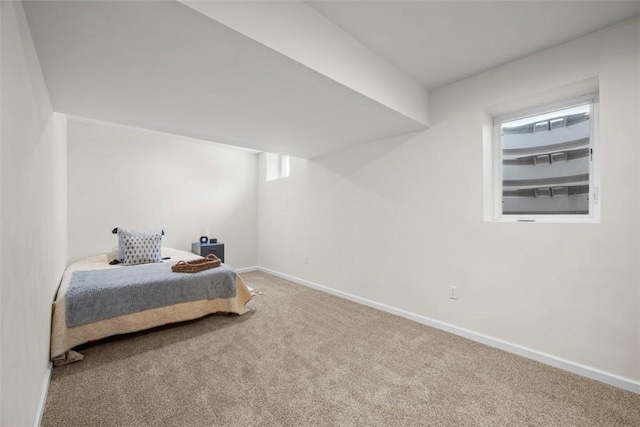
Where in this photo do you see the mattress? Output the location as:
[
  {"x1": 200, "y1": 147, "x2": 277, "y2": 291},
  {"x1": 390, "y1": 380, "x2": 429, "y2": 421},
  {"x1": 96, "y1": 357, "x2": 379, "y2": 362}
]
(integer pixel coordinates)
[{"x1": 50, "y1": 247, "x2": 252, "y2": 359}]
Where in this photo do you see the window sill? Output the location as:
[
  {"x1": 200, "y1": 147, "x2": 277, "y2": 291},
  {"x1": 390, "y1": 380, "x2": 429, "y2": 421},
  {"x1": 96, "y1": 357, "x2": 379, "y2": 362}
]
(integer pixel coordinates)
[{"x1": 489, "y1": 216, "x2": 600, "y2": 224}]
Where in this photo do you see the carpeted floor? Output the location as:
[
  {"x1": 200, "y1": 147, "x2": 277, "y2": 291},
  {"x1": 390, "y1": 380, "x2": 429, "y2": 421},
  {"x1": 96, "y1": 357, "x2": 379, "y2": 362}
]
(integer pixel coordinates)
[{"x1": 42, "y1": 271, "x2": 640, "y2": 426}]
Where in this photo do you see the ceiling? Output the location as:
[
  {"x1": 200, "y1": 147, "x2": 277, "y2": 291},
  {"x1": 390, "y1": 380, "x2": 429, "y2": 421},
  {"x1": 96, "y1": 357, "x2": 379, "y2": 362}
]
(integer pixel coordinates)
[
  {"x1": 23, "y1": 1, "x2": 639, "y2": 158},
  {"x1": 23, "y1": 1, "x2": 426, "y2": 159},
  {"x1": 308, "y1": 1, "x2": 640, "y2": 90}
]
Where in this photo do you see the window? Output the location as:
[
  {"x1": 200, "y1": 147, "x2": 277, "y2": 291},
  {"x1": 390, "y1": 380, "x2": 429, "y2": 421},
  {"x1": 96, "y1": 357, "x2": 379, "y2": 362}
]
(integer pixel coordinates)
[
  {"x1": 280, "y1": 155, "x2": 290, "y2": 178},
  {"x1": 493, "y1": 94, "x2": 599, "y2": 222},
  {"x1": 266, "y1": 153, "x2": 290, "y2": 181}
]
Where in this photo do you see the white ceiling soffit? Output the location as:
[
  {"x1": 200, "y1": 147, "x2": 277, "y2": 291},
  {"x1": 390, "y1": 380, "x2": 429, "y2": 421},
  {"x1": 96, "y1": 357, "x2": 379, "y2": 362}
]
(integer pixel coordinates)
[
  {"x1": 23, "y1": 1, "x2": 428, "y2": 159},
  {"x1": 308, "y1": 1, "x2": 640, "y2": 90},
  {"x1": 178, "y1": 0, "x2": 429, "y2": 126}
]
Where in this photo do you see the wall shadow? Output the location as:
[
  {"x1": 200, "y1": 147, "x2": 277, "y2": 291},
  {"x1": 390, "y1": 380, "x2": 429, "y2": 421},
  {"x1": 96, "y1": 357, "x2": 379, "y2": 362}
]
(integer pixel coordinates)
[{"x1": 311, "y1": 131, "x2": 422, "y2": 177}]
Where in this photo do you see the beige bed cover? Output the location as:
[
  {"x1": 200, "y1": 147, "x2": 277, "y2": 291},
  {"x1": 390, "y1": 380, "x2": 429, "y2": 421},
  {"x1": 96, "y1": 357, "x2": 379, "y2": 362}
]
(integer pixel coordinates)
[{"x1": 51, "y1": 247, "x2": 251, "y2": 359}]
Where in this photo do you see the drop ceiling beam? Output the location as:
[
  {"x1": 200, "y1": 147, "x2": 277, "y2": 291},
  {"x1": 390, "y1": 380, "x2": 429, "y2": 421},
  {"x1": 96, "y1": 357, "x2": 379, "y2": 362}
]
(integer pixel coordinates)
[{"x1": 179, "y1": 0, "x2": 430, "y2": 127}]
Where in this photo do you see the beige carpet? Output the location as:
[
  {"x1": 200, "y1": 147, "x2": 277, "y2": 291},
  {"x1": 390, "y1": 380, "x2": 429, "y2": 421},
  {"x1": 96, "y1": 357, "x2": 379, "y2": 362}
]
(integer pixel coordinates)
[{"x1": 42, "y1": 271, "x2": 640, "y2": 426}]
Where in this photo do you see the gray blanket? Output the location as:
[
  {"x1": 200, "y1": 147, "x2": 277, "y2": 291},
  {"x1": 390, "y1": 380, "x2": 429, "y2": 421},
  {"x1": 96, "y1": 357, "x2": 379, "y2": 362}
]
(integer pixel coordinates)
[{"x1": 66, "y1": 262, "x2": 237, "y2": 327}]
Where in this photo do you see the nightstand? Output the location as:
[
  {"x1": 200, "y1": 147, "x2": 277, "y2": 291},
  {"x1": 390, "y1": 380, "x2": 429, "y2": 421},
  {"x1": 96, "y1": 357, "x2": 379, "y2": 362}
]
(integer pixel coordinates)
[{"x1": 191, "y1": 242, "x2": 225, "y2": 263}]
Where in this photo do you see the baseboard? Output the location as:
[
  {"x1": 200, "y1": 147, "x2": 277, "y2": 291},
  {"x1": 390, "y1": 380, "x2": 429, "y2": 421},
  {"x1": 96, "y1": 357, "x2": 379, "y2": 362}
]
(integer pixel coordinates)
[
  {"x1": 258, "y1": 267, "x2": 640, "y2": 394},
  {"x1": 33, "y1": 362, "x2": 52, "y2": 427},
  {"x1": 235, "y1": 266, "x2": 258, "y2": 274}
]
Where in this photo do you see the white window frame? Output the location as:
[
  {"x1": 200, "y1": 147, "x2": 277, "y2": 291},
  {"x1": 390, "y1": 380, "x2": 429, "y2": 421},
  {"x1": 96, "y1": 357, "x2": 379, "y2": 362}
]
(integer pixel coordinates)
[
  {"x1": 492, "y1": 93, "x2": 600, "y2": 223},
  {"x1": 266, "y1": 153, "x2": 291, "y2": 181},
  {"x1": 280, "y1": 155, "x2": 290, "y2": 179}
]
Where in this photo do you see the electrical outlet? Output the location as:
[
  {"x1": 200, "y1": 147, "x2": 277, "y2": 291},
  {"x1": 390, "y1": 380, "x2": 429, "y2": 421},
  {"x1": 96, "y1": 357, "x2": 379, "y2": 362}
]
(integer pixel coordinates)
[
  {"x1": 304, "y1": 255, "x2": 309, "y2": 264},
  {"x1": 449, "y1": 286, "x2": 458, "y2": 300}
]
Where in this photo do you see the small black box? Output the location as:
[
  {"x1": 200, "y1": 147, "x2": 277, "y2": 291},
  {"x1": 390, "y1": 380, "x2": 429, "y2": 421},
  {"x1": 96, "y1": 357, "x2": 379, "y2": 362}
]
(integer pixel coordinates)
[
  {"x1": 209, "y1": 238, "x2": 217, "y2": 243},
  {"x1": 192, "y1": 242, "x2": 224, "y2": 263}
]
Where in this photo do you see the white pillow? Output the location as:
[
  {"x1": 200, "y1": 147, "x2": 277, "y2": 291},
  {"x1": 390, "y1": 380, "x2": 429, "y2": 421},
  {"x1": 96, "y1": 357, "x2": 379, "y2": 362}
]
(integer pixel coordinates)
[
  {"x1": 122, "y1": 234, "x2": 162, "y2": 266},
  {"x1": 117, "y1": 228, "x2": 163, "y2": 261}
]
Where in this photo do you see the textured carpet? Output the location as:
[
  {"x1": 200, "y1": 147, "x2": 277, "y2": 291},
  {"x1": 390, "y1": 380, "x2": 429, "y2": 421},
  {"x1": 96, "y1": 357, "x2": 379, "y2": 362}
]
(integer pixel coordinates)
[{"x1": 42, "y1": 271, "x2": 640, "y2": 426}]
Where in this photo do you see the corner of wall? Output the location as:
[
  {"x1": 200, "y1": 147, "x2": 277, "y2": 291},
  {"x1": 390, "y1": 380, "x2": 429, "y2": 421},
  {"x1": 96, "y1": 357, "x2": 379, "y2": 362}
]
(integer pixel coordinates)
[{"x1": 1, "y1": 2, "x2": 69, "y2": 425}]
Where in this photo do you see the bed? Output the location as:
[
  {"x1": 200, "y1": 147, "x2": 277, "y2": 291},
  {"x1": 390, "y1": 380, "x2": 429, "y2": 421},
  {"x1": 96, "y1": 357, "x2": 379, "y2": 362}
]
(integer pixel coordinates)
[{"x1": 51, "y1": 247, "x2": 252, "y2": 362}]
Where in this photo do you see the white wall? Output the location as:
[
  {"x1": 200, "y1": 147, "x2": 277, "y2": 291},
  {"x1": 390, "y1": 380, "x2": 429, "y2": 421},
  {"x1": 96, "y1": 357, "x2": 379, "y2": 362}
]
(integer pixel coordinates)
[
  {"x1": 0, "y1": 2, "x2": 68, "y2": 426},
  {"x1": 258, "y1": 19, "x2": 640, "y2": 383},
  {"x1": 67, "y1": 118, "x2": 258, "y2": 268}
]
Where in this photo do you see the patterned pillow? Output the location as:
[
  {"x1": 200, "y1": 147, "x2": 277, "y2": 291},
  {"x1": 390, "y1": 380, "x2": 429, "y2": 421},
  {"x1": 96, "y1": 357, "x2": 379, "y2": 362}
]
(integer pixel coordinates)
[
  {"x1": 117, "y1": 228, "x2": 163, "y2": 261},
  {"x1": 122, "y1": 234, "x2": 162, "y2": 266}
]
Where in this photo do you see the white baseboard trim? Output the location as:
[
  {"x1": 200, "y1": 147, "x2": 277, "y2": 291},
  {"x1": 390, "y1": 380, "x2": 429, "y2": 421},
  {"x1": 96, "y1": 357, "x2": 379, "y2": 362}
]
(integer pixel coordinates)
[
  {"x1": 33, "y1": 362, "x2": 52, "y2": 427},
  {"x1": 258, "y1": 267, "x2": 640, "y2": 394},
  {"x1": 235, "y1": 266, "x2": 258, "y2": 274}
]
